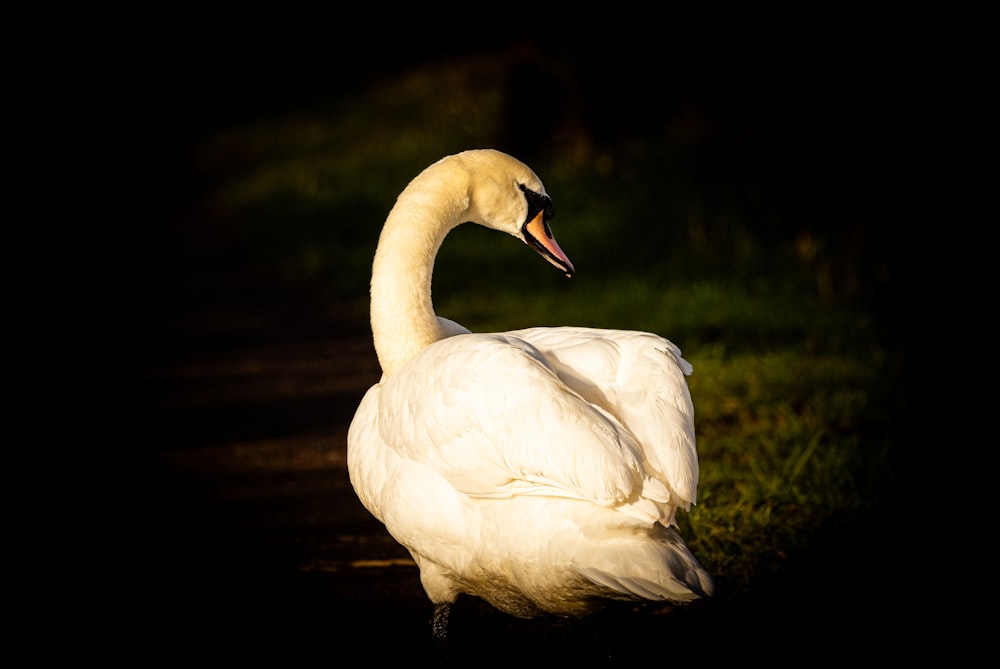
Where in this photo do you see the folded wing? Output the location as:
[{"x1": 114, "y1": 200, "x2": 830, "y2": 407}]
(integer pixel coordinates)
[{"x1": 372, "y1": 328, "x2": 697, "y2": 526}]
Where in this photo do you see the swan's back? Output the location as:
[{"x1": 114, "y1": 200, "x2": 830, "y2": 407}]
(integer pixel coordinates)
[{"x1": 510, "y1": 326, "x2": 700, "y2": 519}]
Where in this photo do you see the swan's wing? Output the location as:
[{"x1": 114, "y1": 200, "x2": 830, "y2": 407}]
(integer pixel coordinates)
[
  {"x1": 508, "y1": 327, "x2": 699, "y2": 510},
  {"x1": 374, "y1": 333, "x2": 652, "y2": 512}
]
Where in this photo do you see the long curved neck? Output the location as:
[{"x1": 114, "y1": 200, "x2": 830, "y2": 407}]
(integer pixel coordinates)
[{"x1": 370, "y1": 179, "x2": 469, "y2": 377}]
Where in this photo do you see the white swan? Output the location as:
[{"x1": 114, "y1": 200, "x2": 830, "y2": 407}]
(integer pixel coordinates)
[{"x1": 347, "y1": 149, "x2": 712, "y2": 638}]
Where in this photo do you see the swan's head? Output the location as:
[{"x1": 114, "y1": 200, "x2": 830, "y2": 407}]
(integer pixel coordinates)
[
  {"x1": 517, "y1": 182, "x2": 575, "y2": 278},
  {"x1": 458, "y1": 149, "x2": 575, "y2": 278}
]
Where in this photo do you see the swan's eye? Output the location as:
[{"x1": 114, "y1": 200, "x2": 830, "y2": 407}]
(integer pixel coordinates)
[{"x1": 519, "y1": 183, "x2": 555, "y2": 223}]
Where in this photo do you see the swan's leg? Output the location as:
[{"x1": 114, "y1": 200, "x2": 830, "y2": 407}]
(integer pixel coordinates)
[
  {"x1": 432, "y1": 601, "x2": 451, "y2": 639},
  {"x1": 432, "y1": 602, "x2": 451, "y2": 663}
]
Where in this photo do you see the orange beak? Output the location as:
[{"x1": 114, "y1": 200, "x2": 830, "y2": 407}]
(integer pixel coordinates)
[{"x1": 523, "y1": 210, "x2": 575, "y2": 277}]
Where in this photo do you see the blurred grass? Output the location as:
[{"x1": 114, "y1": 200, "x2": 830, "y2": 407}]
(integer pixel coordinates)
[{"x1": 179, "y1": 46, "x2": 903, "y2": 604}]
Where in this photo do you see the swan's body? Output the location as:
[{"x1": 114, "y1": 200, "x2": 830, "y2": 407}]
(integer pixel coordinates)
[{"x1": 347, "y1": 150, "x2": 712, "y2": 634}]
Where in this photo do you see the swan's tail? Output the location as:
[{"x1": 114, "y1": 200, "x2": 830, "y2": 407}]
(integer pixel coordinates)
[{"x1": 573, "y1": 525, "x2": 714, "y2": 604}]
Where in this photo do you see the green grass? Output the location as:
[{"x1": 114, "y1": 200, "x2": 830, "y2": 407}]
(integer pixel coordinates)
[{"x1": 180, "y1": 48, "x2": 903, "y2": 605}]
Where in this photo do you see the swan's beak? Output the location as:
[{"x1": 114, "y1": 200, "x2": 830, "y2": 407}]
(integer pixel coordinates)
[{"x1": 523, "y1": 211, "x2": 575, "y2": 278}]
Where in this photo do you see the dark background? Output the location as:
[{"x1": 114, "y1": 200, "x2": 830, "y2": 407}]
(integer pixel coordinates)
[{"x1": 55, "y1": 15, "x2": 921, "y2": 664}]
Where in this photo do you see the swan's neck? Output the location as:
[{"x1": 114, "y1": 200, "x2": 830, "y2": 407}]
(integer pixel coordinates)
[{"x1": 370, "y1": 186, "x2": 467, "y2": 377}]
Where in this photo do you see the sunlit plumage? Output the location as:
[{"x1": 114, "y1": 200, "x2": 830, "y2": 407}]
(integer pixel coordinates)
[{"x1": 347, "y1": 149, "x2": 712, "y2": 637}]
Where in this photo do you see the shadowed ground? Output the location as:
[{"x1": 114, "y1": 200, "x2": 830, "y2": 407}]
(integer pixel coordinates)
[{"x1": 122, "y1": 207, "x2": 907, "y2": 666}]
